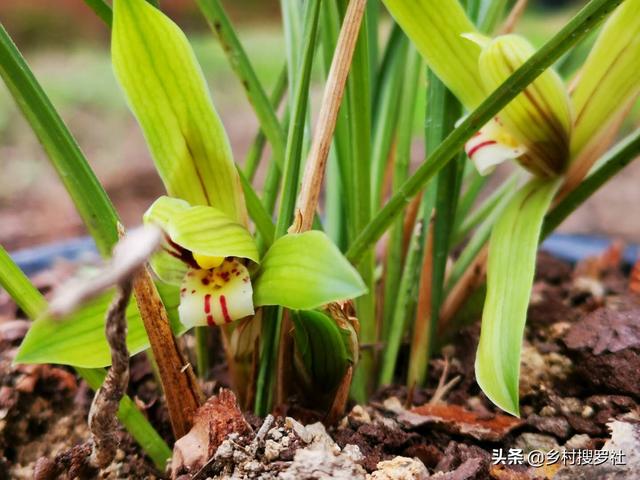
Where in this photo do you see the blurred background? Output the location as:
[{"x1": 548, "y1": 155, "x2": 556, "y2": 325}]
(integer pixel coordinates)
[{"x1": 0, "y1": 0, "x2": 638, "y2": 254}]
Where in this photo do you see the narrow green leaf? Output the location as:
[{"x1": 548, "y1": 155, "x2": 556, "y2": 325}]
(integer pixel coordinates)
[
  {"x1": 382, "y1": 48, "x2": 422, "y2": 339},
  {"x1": 274, "y1": 0, "x2": 322, "y2": 238},
  {"x1": 340, "y1": 0, "x2": 376, "y2": 403},
  {"x1": 111, "y1": 0, "x2": 247, "y2": 223},
  {"x1": 196, "y1": 0, "x2": 286, "y2": 169},
  {"x1": 382, "y1": 0, "x2": 485, "y2": 109},
  {"x1": 380, "y1": 191, "x2": 433, "y2": 386},
  {"x1": 475, "y1": 178, "x2": 560, "y2": 416},
  {"x1": 346, "y1": 0, "x2": 623, "y2": 264},
  {"x1": 570, "y1": 0, "x2": 640, "y2": 158},
  {"x1": 238, "y1": 168, "x2": 276, "y2": 250},
  {"x1": 478, "y1": 0, "x2": 509, "y2": 33},
  {"x1": 407, "y1": 67, "x2": 461, "y2": 388},
  {"x1": 253, "y1": 231, "x2": 367, "y2": 310},
  {"x1": 0, "y1": 23, "x2": 119, "y2": 257},
  {"x1": 16, "y1": 283, "x2": 183, "y2": 368},
  {"x1": 244, "y1": 65, "x2": 288, "y2": 182},
  {"x1": 292, "y1": 310, "x2": 352, "y2": 390},
  {"x1": 0, "y1": 246, "x2": 47, "y2": 319},
  {"x1": 371, "y1": 33, "x2": 409, "y2": 210}
]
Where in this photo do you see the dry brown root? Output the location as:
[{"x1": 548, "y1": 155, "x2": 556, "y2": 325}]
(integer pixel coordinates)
[{"x1": 88, "y1": 278, "x2": 133, "y2": 469}]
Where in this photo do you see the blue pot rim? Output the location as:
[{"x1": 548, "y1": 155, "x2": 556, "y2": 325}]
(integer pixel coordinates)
[{"x1": 7, "y1": 233, "x2": 639, "y2": 276}]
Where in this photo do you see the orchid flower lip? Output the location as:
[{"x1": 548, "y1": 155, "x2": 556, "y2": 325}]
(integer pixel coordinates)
[
  {"x1": 178, "y1": 260, "x2": 254, "y2": 328},
  {"x1": 462, "y1": 116, "x2": 528, "y2": 176}
]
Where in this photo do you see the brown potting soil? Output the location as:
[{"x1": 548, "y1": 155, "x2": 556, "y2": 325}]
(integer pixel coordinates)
[{"x1": 0, "y1": 250, "x2": 639, "y2": 479}]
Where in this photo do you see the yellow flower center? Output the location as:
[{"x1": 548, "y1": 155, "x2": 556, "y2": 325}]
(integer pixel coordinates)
[{"x1": 193, "y1": 253, "x2": 225, "y2": 270}]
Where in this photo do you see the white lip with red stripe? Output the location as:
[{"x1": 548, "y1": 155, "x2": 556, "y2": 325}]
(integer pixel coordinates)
[
  {"x1": 178, "y1": 259, "x2": 254, "y2": 328},
  {"x1": 463, "y1": 118, "x2": 527, "y2": 176}
]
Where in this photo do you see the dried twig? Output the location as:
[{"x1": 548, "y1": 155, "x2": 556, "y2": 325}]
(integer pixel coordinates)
[
  {"x1": 133, "y1": 266, "x2": 203, "y2": 439},
  {"x1": 89, "y1": 278, "x2": 133, "y2": 468},
  {"x1": 499, "y1": 0, "x2": 529, "y2": 35},
  {"x1": 291, "y1": 0, "x2": 368, "y2": 233},
  {"x1": 429, "y1": 355, "x2": 461, "y2": 405}
]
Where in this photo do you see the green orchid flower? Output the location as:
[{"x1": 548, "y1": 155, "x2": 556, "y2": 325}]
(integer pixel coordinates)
[
  {"x1": 384, "y1": 0, "x2": 640, "y2": 415},
  {"x1": 143, "y1": 195, "x2": 366, "y2": 331}
]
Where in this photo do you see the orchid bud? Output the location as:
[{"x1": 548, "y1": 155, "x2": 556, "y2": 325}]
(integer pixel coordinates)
[{"x1": 478, "y1": 34, "x2": 573, "y2": 178}]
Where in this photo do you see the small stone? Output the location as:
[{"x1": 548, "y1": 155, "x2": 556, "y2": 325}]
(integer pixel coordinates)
[
  {"x1": 558, "y1": 397, "x2": 583, "y2": 415},
  {"x1": 514, "y1": 433, "x2": 560, "y2": 453},
  {"x1": 214, "y1": 439, "x2": 234, "y2": 460},
  {"x1": 383, "y1": 397, "x2": 405, "y2": 414},
  {"x1": 114, "y1": 449, "x2": 125, "y2": 462},
  {"x1": 540, "y1": 406, "x2": 557, "y2": 417},
  {"x1": 264, "y1": 439, "x2": 282, "y2": 462},
  {"x1": 581, "y1": 405, "x2": 595, "y2": 418},
  {"x1": 548, "y1": 322, "x2": 572, "y2": 340},
  {"x1": 369, "y1": 456, "x2": 429, "y2": 480},
  {"x1": 233, "y1": 449, "x2": 248, "y2": 464},
  {"x1": 342, "y1": 444, "x2": 363, "y2": 463},
  {"x1": 521, "y1": 405, "x2": 535, "y2": 417},
  {"x1": 243, "y1": 460, "x2": 262, "y2": 473},
  {"x1": 526, "y1": 414, "x2": 571, "y2": 439},
  {"x1": 350, "y1": 405, "x2": 372, "y2": 424},
  {"x1": 286, "y1": 417, "x2": 313, "y2": 444},
  {"x1": 269, "y1": 428, "x2": 283, "y2": 441},
  {"x1": 565, "y1": 434, "x2": 592, "y2": 450}
]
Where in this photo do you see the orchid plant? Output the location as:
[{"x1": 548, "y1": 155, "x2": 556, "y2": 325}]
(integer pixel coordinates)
[
  {"x1": 384, "y1": 0, "x2": 640, "y2": 415},
  {"x1": 1, "y1": 0, "x2": 639, "y2": 469}
]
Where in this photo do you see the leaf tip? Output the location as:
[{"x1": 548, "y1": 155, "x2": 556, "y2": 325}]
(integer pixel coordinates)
[{"x1": 474, "y1": 352, "x2": 521, "y2": 417}]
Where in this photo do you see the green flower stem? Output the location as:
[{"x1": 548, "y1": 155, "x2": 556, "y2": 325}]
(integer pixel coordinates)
[
  {"x1": 0, "y1": 246, "x2": 171, "y2": 469},
  {"x1": 346, "y1": 0, "x2": 623, "y2": 264},
  {"x1": 543, "y1": 128, "x2": 640, "y2": 238},
  {"x1": 255, "y1": 0, "x2": 322, "y2": 415},
  {"x1": 196, "y1": 0, "x2": 286, "y2": 170},
  {"x1": 0, "y1": 23, "x2": 119, "y2": 257}
]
